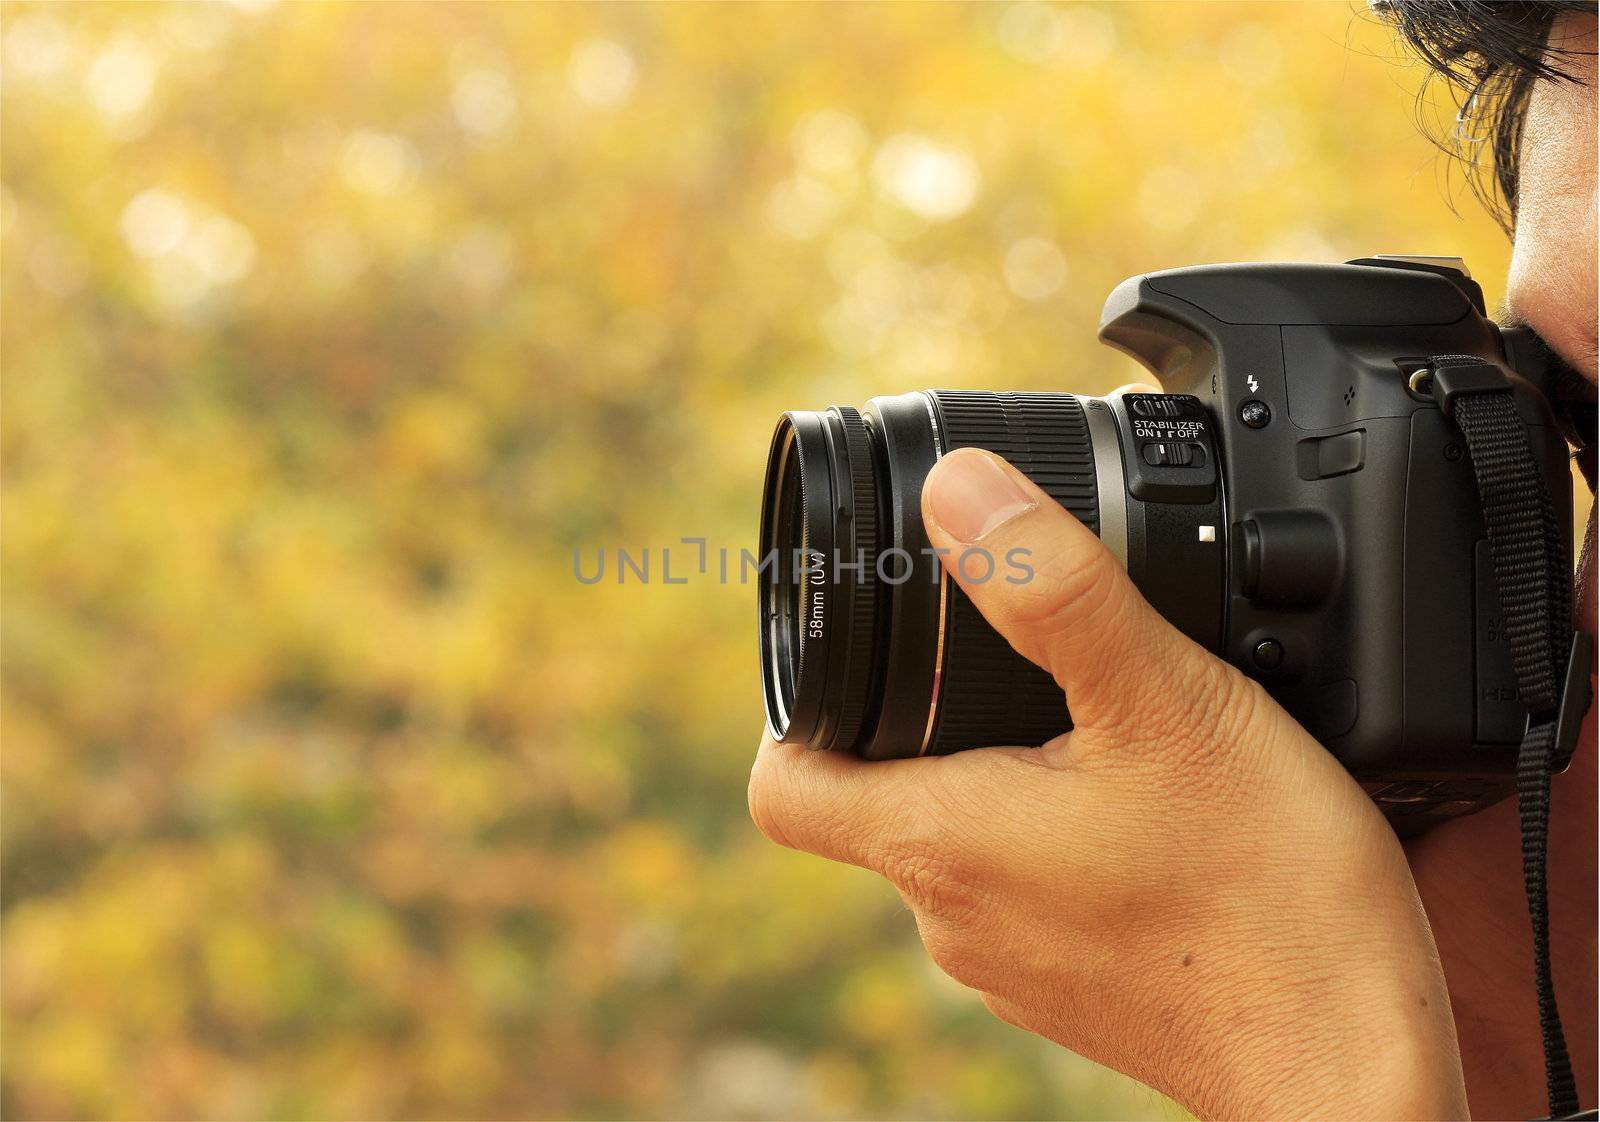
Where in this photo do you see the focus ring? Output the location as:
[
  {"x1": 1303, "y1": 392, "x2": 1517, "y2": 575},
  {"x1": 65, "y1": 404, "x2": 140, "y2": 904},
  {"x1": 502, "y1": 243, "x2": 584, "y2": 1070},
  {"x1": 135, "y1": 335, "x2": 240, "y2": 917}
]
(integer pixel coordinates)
[
  {"x1": 924, "y1": 391, "x2": 1094, "y2": 753},
  {"x1": 829, "y1": 406, "x2": 879, "y2": 751}
]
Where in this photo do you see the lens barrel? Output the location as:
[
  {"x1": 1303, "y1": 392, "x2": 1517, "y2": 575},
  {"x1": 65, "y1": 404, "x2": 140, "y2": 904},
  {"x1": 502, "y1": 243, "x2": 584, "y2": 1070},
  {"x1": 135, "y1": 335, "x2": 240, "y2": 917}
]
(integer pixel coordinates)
[
  {"x1": 922, "y1": 392, "x2": 1097, "y2": 750},
  {"x1": 760, "y1": 390, "x2": 1128, "y2": 759}
]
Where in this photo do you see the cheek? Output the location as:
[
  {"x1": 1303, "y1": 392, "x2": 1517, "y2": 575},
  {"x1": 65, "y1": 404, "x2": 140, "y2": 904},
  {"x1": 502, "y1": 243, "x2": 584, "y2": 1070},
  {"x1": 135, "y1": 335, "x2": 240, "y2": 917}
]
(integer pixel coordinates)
[
  {"x1": 1507, "y1": 231, "x2": 1596, "y2": 381},
  {"x1": 1507, "y1": 73, "x2": 1599, "y2": 380}
]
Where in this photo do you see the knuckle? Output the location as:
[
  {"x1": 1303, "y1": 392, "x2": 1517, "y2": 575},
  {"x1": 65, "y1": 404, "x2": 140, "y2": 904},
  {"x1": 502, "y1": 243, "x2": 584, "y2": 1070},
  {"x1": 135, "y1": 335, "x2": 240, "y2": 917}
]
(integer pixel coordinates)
[
  {"x1": 746, "y1": 761, "x2": 800, "y2": 850},
  {"x1": 746, "y1": 777, "x2": 790, "y2": 849},
  {"x1": 919, "y1": 919, "x2": 989, "y2": 990},
  {"x1": 1180, "y1": 656, "x2": 1267, "y2": 762},
  {"x1": 883, "y1": 838, "x2": 976, "y2": 920},
  {"x1": 1081, "y1": 639, "x2": 1268, "y2": 770},
  {"x1": 1210, "y1": 662, "x2": 1269, "y2": 745},
  {"x1": 1110, "y1": 654, "x2": 1273, "y2": 788},
  {"x1": 1012, "y1": 544, "x2": 1127, "y2": 643},
  {"x1": 980, "y1": 991, "x2": 1030, "y2": 1030}
]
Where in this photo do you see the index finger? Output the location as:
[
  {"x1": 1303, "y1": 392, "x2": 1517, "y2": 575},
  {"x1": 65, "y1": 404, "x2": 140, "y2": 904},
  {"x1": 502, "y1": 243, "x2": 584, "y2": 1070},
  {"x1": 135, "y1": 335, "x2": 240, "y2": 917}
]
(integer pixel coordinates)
[{"x1": 748, "y1": 730, "x2": 940, "y2": 872}]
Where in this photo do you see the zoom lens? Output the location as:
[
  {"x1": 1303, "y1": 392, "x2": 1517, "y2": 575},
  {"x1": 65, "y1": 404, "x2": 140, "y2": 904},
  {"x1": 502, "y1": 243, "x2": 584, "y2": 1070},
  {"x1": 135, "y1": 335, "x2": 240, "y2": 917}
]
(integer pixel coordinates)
[{"x1": 760, "y1": 390, "x2": 1221, "y2": 759}]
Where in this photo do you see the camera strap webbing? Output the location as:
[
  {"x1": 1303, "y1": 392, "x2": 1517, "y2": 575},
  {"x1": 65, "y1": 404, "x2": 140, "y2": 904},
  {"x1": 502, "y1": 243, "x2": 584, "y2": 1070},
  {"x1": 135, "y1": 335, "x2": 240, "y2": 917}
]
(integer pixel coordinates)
[{"x1": 1429, "y1": 354, "x2": 1592, "y2": 1120}]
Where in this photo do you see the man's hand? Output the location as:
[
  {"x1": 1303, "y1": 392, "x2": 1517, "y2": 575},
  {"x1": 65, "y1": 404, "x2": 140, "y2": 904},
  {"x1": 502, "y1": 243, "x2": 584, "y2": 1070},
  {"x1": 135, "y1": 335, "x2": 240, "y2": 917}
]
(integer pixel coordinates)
[{"x1": 749, "y1": 445, "x2": 1469, "y2": 1120}]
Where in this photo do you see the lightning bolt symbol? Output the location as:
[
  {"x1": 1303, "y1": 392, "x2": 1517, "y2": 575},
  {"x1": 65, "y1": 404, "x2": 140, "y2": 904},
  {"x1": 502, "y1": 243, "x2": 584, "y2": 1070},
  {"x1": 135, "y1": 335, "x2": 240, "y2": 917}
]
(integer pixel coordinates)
[{"x1": 1246, "y1": 375, "x2": 1260, "y2": 393}]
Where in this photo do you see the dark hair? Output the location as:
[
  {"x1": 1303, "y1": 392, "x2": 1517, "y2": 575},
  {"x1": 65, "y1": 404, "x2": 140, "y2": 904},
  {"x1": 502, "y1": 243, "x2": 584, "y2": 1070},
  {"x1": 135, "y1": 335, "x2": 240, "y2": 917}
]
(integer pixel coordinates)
[{"x1": 1374, "y1": 0, "x2": 1596, "y2": 233}]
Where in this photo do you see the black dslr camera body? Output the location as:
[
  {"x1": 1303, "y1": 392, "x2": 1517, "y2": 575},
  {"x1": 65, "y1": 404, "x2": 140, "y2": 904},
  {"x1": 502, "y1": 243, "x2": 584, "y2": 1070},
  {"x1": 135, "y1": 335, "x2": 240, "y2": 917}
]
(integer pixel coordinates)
[{"x1": 758, "y1": 257, "x2": 1572, "y2": 828}]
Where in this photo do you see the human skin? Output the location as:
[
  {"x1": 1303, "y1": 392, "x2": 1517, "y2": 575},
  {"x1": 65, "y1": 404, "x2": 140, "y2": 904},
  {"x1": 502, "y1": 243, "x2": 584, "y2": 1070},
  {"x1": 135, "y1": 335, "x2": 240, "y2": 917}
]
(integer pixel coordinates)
[
  {"x1": 1404, "y1": 11, "x2": 1598, "y2": 1121},
  {"x1": 747, "y1": 14, "x2": 1596, "y2": 1120}
]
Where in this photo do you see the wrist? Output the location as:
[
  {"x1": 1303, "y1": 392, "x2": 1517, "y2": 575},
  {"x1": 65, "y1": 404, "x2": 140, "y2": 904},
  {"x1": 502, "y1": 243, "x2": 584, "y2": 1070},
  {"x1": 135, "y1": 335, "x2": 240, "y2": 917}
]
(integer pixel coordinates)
[
  {"x1": 1167, "y1": 856, "x2": 1469, "y2": 1119},
  {"x1": 1198, "y1": 983, "x2": 1469, "y2": 1121}
]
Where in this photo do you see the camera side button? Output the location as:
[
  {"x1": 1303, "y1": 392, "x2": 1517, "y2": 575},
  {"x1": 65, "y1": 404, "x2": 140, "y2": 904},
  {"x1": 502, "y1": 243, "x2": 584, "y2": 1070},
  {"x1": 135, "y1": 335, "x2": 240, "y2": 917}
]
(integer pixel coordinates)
[
  {"x1": 1251, "y1": 639, "x2": 1285, "y2": 670},
  {"x1": 1294, "y1": 430, "x2": 1365, "y2": 480},
  {"x1": 1238, "y1": 399, "x2": 1271, "y2": 428}
]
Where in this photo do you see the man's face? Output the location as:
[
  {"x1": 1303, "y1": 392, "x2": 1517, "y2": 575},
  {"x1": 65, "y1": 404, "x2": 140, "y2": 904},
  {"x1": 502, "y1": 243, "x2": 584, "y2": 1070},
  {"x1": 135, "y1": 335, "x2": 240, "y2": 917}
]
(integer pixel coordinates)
[{"x1": 1506, "y1": 11, "x2": 1598, "y2": 386}]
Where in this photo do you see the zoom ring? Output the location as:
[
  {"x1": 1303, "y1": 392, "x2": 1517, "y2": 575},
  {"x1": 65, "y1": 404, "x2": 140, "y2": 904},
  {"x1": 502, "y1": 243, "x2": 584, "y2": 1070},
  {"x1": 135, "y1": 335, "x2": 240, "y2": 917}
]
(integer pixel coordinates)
[
  {"x1": 930, "y1": 391, "x2": 1100, "y2": 532},
  {"x1": 830, "y1": 406, "x2": 879, "y2": 751},
  {"x1": 924, "y1": 391, "x2": 1094, "y2": 754}
]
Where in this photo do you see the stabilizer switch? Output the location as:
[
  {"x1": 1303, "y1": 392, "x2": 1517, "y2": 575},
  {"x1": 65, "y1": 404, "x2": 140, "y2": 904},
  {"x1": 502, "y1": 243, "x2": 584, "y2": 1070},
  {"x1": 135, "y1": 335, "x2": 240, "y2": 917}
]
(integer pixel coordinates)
[
  {"x1": 1117, "y1": 393, "x2": 1218, "y2": 503},
  {"x1": 1141, "y1": 441, "x2": 1206, "y2": 468}
]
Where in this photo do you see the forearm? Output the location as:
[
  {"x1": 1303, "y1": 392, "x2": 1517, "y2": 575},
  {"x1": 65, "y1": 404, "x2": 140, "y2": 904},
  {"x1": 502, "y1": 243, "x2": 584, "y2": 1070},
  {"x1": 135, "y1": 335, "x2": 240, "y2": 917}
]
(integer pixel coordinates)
[
  {"x1": 1166, "y1": 880, "x2": 1469, "y2": 1121},
  {"x1": 1174, "y1": 988, "x2": 1469, "y2": 1120},
  {"x1": 1408, "y1": 699, "x2": 1598, "y2": 1119}
]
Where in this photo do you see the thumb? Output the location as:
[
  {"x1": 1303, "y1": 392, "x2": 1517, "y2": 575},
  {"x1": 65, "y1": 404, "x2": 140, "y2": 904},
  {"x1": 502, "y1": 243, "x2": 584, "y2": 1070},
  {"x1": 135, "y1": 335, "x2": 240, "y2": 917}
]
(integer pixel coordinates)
[{"x1": 920, "y1": 447, "x2": 1227, "y2": 740}]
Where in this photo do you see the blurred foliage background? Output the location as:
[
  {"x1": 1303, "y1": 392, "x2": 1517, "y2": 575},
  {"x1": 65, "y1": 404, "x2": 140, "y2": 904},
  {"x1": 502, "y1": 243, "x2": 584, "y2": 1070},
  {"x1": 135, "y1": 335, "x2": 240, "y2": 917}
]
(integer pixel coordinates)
[{"x1": 0, "y1": 2, "x2": 1518, "y2": 1119}]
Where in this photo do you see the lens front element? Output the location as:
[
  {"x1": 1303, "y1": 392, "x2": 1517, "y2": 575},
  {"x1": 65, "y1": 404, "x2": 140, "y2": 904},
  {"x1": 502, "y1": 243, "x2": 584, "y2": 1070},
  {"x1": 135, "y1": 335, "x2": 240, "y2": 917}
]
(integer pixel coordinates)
[{"x1": 758, "y1": 407, "x2": 881, "y2": 752}]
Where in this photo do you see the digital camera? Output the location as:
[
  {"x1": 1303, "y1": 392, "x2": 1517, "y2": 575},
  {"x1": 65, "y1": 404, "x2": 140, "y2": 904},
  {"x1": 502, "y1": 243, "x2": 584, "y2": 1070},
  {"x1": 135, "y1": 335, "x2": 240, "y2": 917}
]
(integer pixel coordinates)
[{"x1": 757, "y1": 256, "x2": 1573, "y2": 828}]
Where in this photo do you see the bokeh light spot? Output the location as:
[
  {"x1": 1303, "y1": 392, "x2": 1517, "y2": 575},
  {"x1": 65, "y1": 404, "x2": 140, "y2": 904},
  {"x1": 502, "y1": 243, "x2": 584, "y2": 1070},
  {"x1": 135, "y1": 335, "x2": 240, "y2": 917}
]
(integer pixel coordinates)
[
  {"x1": 339, "y1": 130, "x2": 420, "y2": 196},
  {"x1": 185, "y1": 215, "x2": 257, "y2": 285},
  {"x1": 1059, "y1": 7, "x2": 1116, "y2": 69},
  {"x1": 765, "y1": 176, "x2": 839, "y2": 241},
  {"x1": 1217, "y1": 23, "x2": 1283, "y2": 87},
  {"x1": 568, "y1": 38, "x2": 637, "y2": 108},
  {"x1": 1137, "y1": 165, "x2": 1202, "y2": 232},
  {"x1": 4, "y1": 12, "x2": 72, "y2": 80},
  {"x1": 453, "y1": 68, "x2": 517, "y2": 138},
  {"x1": 872, "y1": 134, "x2": 980, "y2": 222},
  {"x1": 120, "y1": 189, "x2": 193, "y2": 258},
  {"x1": 997, "y1": 2, "x2": 1068, "y2": 64},
  {"x1": 86, "y1": 33, "x2": 156, "y2": 126},
  {"x1": 1003, "y1": 236, "x2": 1068, "y2": 302},
  {"x1": 791, "y1": 109, "x2": 869, "y2": 178}
]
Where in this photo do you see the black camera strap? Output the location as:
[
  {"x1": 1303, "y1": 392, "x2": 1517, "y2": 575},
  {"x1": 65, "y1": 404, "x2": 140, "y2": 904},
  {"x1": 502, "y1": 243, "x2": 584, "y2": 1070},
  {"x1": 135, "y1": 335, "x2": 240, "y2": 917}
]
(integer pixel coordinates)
[{"x1": 1429, "y1": 355, "x2": 1592, "y2": 1120}]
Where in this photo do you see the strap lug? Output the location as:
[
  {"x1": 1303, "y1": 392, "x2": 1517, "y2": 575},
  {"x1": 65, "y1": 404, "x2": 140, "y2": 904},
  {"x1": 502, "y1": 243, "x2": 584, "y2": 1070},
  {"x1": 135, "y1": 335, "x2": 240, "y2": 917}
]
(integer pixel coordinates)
[{"x1": 1428, "y1": 357, "x2": 1511, "y2": 419}]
